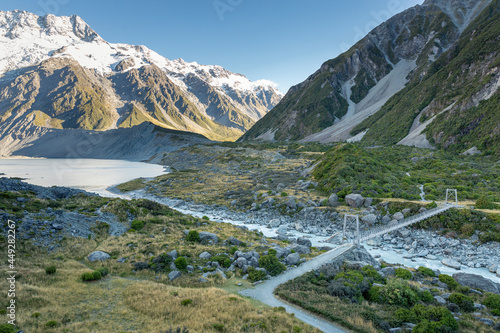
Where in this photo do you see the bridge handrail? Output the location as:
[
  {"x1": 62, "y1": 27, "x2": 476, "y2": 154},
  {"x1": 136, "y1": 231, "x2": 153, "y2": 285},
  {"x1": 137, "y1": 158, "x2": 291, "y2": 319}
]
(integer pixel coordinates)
[{"x1": 356, "y1": 204, "x2": 458, "y2": 243}]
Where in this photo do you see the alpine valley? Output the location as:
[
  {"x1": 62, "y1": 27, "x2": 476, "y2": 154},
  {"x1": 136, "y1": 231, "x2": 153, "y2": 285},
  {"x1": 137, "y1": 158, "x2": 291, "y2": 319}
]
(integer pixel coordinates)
[
  {"x1": 0, "y1": 10, "x2": 282, "y2": 158},
  {"x1": 241, "y1": 0, "x2": 499, "y2": 156}
]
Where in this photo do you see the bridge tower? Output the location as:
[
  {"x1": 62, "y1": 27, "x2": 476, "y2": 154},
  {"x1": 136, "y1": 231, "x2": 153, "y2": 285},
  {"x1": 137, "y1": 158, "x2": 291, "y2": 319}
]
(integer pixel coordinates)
[
  {"x1": 342, "y1": 214, "x2": 360, "y2": 246},
  {"x1": 445, "y1": 189, "x2": 458, "y2": 205}
]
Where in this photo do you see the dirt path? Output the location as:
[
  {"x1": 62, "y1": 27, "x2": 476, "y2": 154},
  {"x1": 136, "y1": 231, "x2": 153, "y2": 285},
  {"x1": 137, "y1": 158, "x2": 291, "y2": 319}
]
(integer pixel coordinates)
[{"x1": 239, "y1": 243, "x2": 354, "y2": 333}]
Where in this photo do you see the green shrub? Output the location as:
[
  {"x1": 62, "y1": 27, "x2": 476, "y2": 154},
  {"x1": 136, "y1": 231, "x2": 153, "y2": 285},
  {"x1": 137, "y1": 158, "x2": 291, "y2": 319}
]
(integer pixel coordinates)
[
  {"x1": 211, "y1": 255, "x2": 231, "y2": 268},
  {"x1": 229, "y1": 246, "x2": 238, "y2": 255},
  {"x1": 45, "y1": 265, "x2": 57, "y2": 275},
  {"x1": 374, "y1": 278, "x2": 420, "y2": 307},
  {"x1": 420, "y1": 290, "x2": 434, "y2": 303},
  {"x1": 81, "y1": 270, "x2": 102, "y2": 281},
  {"x1": 417, "y1": 266, "x2": 435, "y2": 277},
  {"x1": 491, "y1": 308, "x2": 500, "y2": 316},
  {"x1": 397, "y1": 304, "x2": 458, "y2": 332},
  {"x1": 212, "y1": 323, "x2": 224, "y2": 331},
  {"x1": 45, "y1": 320, "x2": 58, "y2": 328},
  {"x1": 131, "y1": 219, "x2": 144, "y2": 230},
  {"x1": 186, "y1": 230, "x2": 200, "y2": 243},
  {"x1": 98, "y1": 267, "x2": 109, "y2": 277},
  {"x1": 447, "y1": 293, "x2": 474, "y2": 312},
  {"x1": 31, "y1": 312, "x2": 41, "y2": 318},
  {"x1": 174, "y1": 257, "x2": 188, "y2": 270},
  {"x1": 484, "y1": 293, "x2": 500, "y2": 310},
  {"x1": 268, "y1": 248, "x2": 277, "y2": 257},
  {"x1": 181, "y1": 299, "x2": 192, "y2": 306},
  {"x1": 362, "y1": 265, "x2": 386, "y2": 284},
  {"x1": 395, "y1": 268, "x2": 413, "y2": 280},
  {"x1": 91, "y1": 270, "x2": 102, "y2": 281},
  {"x1": 280, "y1": 192, "x2": 288, "y2": 197},
  {"x1": 0, "y1": 324, "x2": 15, "y2": 333},
  {"x1": 247, "y1": 267, "x2": 267, "y2": 282},
  {"x1": 202, "y1": 215, "x2": 210, "y2": 220},
  {"x1": 476, "y1": 196, "x2": 494, "y2": 209},
  {"x1": 258, "y1": 255, "x2": 286, "y2": 276},
  {"x1": 438, "y1": 274, "x2": 458, "y2": 289}
]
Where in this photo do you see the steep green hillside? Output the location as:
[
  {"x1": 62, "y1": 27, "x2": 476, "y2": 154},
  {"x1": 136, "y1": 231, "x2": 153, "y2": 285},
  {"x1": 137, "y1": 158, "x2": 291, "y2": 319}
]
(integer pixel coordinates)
[
  {"x1": 240, "y1": 3, "x2": 459, "y2": 142},
  {"x1": 354, "y1": 0, "x2": 500, "y2": 154},
  {"x1": 312, "y1": 144, "x2": 500, "y2": 201}
]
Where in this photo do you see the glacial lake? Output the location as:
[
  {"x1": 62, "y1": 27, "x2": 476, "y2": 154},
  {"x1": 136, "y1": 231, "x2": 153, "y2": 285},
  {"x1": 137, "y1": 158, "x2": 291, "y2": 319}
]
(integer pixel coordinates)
[{"x1": 0, "y1": 158, "x2": 166, "y2": 195}]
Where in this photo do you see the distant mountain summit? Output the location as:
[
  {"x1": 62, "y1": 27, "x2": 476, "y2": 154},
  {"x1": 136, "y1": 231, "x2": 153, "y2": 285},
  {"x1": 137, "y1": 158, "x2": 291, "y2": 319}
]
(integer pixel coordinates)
[
  {"x1": 0, "y1": 10, "x2": 282, "y2": 149},
  {"x1": 241, "y1": 0, "x2": 498, "y2": 155}
]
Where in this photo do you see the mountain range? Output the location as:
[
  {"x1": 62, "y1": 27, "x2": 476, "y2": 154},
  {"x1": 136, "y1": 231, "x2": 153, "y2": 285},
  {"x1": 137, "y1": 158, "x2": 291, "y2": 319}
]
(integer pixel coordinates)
[
  {"x1": 0, "y1": 0, "x2": 499, "y2": 158},
  {"x1": 0, "y1": 9, "x2": 282, "y2": 156},
  {"x1": 241, "y1": 0, "x2": 499, "y2": 155}
]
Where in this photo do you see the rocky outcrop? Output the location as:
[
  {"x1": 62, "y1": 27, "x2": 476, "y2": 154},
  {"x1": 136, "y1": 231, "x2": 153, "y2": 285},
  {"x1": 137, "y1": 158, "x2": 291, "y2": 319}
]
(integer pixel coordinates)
[{"x1": 452, "y1": 273, "x2": 499, "y2": 294}]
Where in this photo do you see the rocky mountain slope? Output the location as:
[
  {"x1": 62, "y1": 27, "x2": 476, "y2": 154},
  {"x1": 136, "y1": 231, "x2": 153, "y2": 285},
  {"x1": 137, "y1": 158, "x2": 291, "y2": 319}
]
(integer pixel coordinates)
[
  {"x1": 0, "y1": 10, "x2": 282, "y2": 153},
  {"x1": 240, "y1": 0, "x2": 498, "y2": 155}
]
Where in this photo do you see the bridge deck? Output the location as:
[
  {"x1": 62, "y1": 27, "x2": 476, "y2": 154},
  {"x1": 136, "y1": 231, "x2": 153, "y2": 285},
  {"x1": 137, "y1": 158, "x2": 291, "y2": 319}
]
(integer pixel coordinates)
[{"x1": 356, "y1": 204, "x2": 459, "y2": 243}]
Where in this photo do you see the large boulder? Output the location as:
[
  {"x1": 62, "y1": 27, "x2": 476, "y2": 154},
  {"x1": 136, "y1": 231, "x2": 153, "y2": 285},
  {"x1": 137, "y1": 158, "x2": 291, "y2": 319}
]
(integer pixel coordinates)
[
  {"x1": 168, "y1": 271, "x2": 182, "y2": 281},
  {"x1": 441, "y1": 258, "x2": 461, "y2": 270},
  {"x1": 379, "y1": 267, "x2": 397, "y2": 277},
  {"x1": 328, "y1": 193, "x2": 338, "y2": 206},
  {"x1": 277, "y1": 225, "x2": 288, "y2": 236},
  {"x1": 393, "y1": 212, "x2": 405, "y2": 221},
  {"x1": 199, "y1": 251, "x2": 212, "y2": 260},
  {"x1": 452, "y1": 273, "x2": 499, "y2": 294},
  {"x1": 227, "y1": 236, "x2": 243, "y2": 246},
  {"x1": 345, "y1": 194, "x2": 364, "y2": 208},
  {"x1": 87, "y1": 251, "x2": 110, "y2": 262},
  {"x1": 317, "y1": 246, "x2": 380, "y2": 278},
  {"x1": 361, "y1": 214, "x2": 377, "y2": 225},
  {"x1": 199, "y1": 232, "x2": 218, "y2": 244},
  {"x1": 290, "y1": 244, "x2": 311, "y2": 254},
  {"x1": 296, "y1": 237, "x2": 312, "y2": 247},
  {"x1": 286, "y1": 198, "x2": 297, "y2": 210},
  {"x1": 286, "y1": 253, "x2": 301, "y2": 265}
]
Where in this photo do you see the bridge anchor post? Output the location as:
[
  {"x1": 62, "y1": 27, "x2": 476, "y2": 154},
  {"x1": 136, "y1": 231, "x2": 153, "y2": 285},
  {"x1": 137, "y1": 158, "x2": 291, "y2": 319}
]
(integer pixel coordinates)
[{"x1": 445, "y1": 189, "x2": 458, "y2": 205}]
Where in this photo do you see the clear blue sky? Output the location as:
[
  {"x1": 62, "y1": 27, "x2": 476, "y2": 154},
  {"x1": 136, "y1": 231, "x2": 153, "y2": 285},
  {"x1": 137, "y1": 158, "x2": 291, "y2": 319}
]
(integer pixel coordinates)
[{"x1": 1, "y1": 0, "x2": 424, "y2": 92}]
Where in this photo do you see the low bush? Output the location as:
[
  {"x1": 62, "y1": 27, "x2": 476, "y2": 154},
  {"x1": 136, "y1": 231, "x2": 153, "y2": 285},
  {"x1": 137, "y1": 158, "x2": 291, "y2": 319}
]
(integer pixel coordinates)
[
  {"x1": 370, "y1": 278, "x2": 420, "y2": 307},
  {"x1": 81, "y1": 270, "x2": 102, "y2": 282},
  {"x1": 484, "y1": 293, "x2": 500, "y2": 310},
  {"x1": 268, "y1": 248, "x2": 277, "y2": 257},
  {"x1": 131, "y1": 219, "x2": 144, "y2": 231},
  {"x1": 174, "y1": 257, "x2": 188, "y2": 270},
  {"x1": 395, "y1": 268, "x2": 412, "y2": 280},
  {"x1": 211, "y1": 254, "x2": 231, "y2": 268},
  {"x1": 45, "y1": 265, "x2": 57, "y2": 275},
  {"x1": 361, "y1": 265, "x2": 386, "y2": 284},
  {"x1": 98, "y1": 267, "x2": 109, "y2": 277},
  {"x1": 186, "y1": 230, "x2": 200, "y2": 243},
  {"x1": 230, "y1": 246, "x2": 238, "y2": 255},
  {"x1": 45, "y1": 320, "x2": 58, "y2": 328},
  {"x1": 417, "y1": 266, "x2": 435, "y2": 277},
  {"x1": 180, "y1": 299, "x2": 192, "y2": 306},
  {"x1": 212, "y1": 323, "x2": 224, "y2": 331},
  {"x1": 258, "y1": 255, "x2": 286, "y2": 276},
  {"x1": 438, "y1": 274, "x2": 458, "y2": 289},
  {"x1": 448, "y1": 293, "x2": 474, "y2": 312},
  {"x1": 0, "y1": 324, "x2": 15, "y2": 333},
  {"x1": 396, "y1": 304, "x2": 458, "y2": 332},
  {"x1": 247, "y1": 267, "x2": 267, "y2": 282}
]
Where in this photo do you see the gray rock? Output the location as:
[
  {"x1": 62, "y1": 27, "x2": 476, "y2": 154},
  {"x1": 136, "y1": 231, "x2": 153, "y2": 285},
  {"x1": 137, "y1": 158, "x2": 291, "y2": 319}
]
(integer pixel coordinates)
[
  {"x1": 167, "y1": 250, "x2": 178, "y2": 260},
  {"x1": 227, "y1": 236, "x2": 243, "y2": 245},
  {"x1": 364, "y1": 198, "x2": 373, "y2": 207},
  {"x1": 488, "y1": 264, "x2": 498, "y2": 273},
  {"x1": 51, "y1": 223, "x2": 64, "y2": 230},
  {"x1": 286, "y1": 253, "x2": 301, "y2": 265},
  {"x1": 269, "y1": 219, "x2": 281, "y2": 228},
  {"x1": 186, "y1": 265, "x2": 194, "y2": 272},
  {"x1": 478, "y1": 318, "x2": 494, "y2": 326},
  {"x1": 442, "y1": 258, "x2": 461, "y2": 270},
  {"x1": 277, "y1": 225, "x2": 288, "y2": 236},
  {"x1": 389, "y1": 328, "x2": 402, "y2": 333},
  {"x1": 366, "y1": 238, "x2": 381, "y2": 246},
  {"x1": 296, "y1": 237, "x2": 312, "y2": 247},
  {"x1": 87, "y1": 251, "x2": 110, "y2": 262},
  {"x1": 199, "y1": 251, "x2": 212, "y2": 260},
  {"x1": 286, "y1": 198, "x2": 297, "y2": 210},
  {"x1": 234, "y1": 257, "x2": 248, "y2": 268},
  {"x1": 361, "y1": 214, "x2": 377, "y2": 225},
  {"x1": 328, "y1": 193, "x2": 338, "y2": 206},
  {"x1": 345, "y1": 194, "x2": 364, "y2": 208},
  {"x1": 393, "y1": 212, "x2": 405, "y2": 221},
  {"x1": 452, "y1": 273, "x2": 499, "y2": 294},
  {"x1": 198, "y1": 277, "x2": 208, "y2": 283},
  {"x1": 117, "y1": 257, "x2": 127, "y2": 263},
  {"x1": 168, "y1": 271, "x2": 182, "y2": 281},
  {"x1": 379, "y1": 267, "x2": 397, "y2": 277},
  {"x1": 290, "y1": 244, "x2": 310, "y2": 254},
  {"x1": 434, "y1": 296, "x2": 447, "y2": 305},
  {"x1": 199, "y1": 232, "x2": 218, "y2": 244}
]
